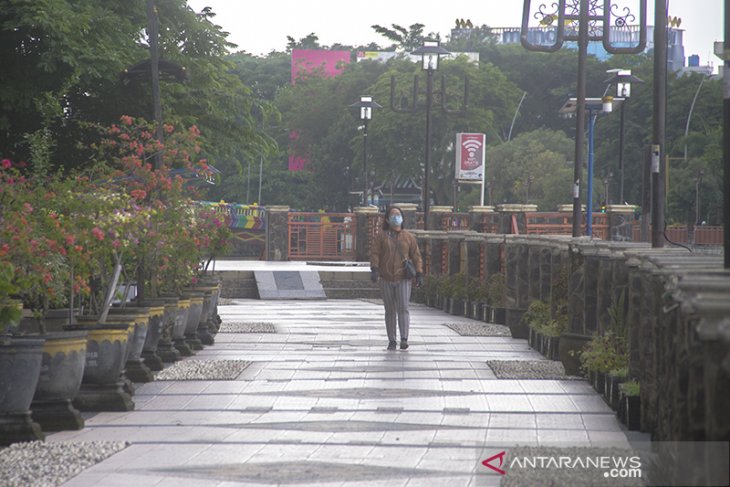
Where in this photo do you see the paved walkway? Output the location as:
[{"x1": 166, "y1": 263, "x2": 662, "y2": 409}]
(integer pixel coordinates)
[{"x1": 50, "y1": 298, "x2": 632, "y2": 486}]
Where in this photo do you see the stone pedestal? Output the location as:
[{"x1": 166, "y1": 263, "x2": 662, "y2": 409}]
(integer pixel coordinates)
[
  {"x1": 607, "y1": 204, "x2": 637, "y2": 241},
  {"x1": 428, "y1": 206, "x2": 453, "y2": 232},
  {"x1": 0, "y1": 412, "x2": 44, "y2": 445},
  {"x1": 74, "y1": 382, "x2": 134, "y2": 412},
  {"x1": 266, "y1": 205, "x2": 290, "y2": 261},
  {"x1": 31, "y1": 399, "x2": 84, "y2": 431},
  {"x1": 497, "y1": 204, "x2": 538, "y2": 234},
  {"x1": 468, "y1": 206, "x2": 496, "y2": 233},
  {"x1": 354, "y1": 206, "x2": 380, "y2": 262}
]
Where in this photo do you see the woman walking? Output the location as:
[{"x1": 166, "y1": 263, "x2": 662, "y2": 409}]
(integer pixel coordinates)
[{"x1": 370, "y1": 206, "x2": 423, "y2": 350}]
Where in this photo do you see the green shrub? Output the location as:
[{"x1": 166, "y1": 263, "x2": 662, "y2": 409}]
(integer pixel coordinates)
[
  {"x1": 579, "y1": 331, "x2": 629, "y2": 374},
  {"x1": 486, "y1": 272, "x2": 506, "y2": 307},
  {"x1": 620, "y1": 380, "x2": 640, "y2": 396}
]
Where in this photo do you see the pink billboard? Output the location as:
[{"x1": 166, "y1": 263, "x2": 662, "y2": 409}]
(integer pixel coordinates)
[
  {"x1": 291, "y1": 49, "x2": 351, "y2": 83},
  {"x1": 289, "y1": 50, "x2": 351, "y2": 171}
]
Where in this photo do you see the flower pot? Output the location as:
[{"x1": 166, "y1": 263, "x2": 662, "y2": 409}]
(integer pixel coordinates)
[
  {"x1": 31, "y1": 330, "x2": 88, "y2": 431},
  {"x1": 624, "y1": 394, "x2": 641, "y2": 431},
  {"x1": 146, "y1": 297, "x2": 180, "y2": 366},
  {"x1": 528, "y1": 326, "x2": 537, "y2": 349},
  {"x1": 480, "y1": 304, "x2": 491, "y2": 323},
  {"x1": 181, "y1": 291, "x2": 204, "y2": 351},
  {"x1": 187, "y1": 286, "x2": 218, "y2": 346},
  {"x1": 491, "y1": 307, "x2": 506, "y2": 325},
  {"x1": 66, "y1": 322, "x2": 134, "y2": 412},
  {"x1": 592, "y1": 371, "x2": 606, "y2": 394},
  {"x1": 448, "y1": 298, "x2": 465, "y2": 316},
  {"x1": 106, "y1": 311, "x2": 153, "y2": 384},
  {"x1": 558, "y1": 333, "x2": 592, "y2": 377},
  {"x1": 607, "y1": 374, "x2": 626, "y2": 411},
  {"x1": 442, "y1": 296, "x2": 450, "y2": 313},
  {"x1": 506, "y1": 307, "x2": 528, "y2": 339},
  {"x1": 136, "y1": 301, "x2": 170, "y2": 370},
  {"x1": 0, "y1": 336, "x2": 45, "y2": 445},
  {"x1": 546, "y1": 335, "x2": 561, "y2": 361}
]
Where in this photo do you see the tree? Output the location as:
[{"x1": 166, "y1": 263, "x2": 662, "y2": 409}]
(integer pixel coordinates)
[
  {"x1": 371, "y1": 23, "x2": 434, "y2": 51},
  {"x1": 0, "y1": 0, "x2": 272, "y2": 206},
  {"x1": 485, "y1": 129, "x2": 603, "y2": 211}
]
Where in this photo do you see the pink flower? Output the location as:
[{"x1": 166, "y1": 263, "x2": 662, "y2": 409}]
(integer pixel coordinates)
[
  {"x1": 92, "y1": 227, "x2": 105, "y2": 241},
  {"x1": 112, "y1": 239, "x2": 122, "y2": 249},
  {"x1": 1, "y1": 159, "x2": 11, "y2": 169},
  {"x1": 120, "y1": 115, "x2": 133, "y2": 126}
]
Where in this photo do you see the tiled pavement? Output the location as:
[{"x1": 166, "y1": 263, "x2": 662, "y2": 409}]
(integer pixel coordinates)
[{"x1": 49, "y1": 299, "x2": 632, "y2": 487}]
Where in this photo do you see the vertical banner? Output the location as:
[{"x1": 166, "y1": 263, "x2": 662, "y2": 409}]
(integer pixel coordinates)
[{"x1": 455, "y1": 133, "x2": 486, "y2": 181}]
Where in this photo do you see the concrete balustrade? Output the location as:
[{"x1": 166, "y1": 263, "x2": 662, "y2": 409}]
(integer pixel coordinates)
[{"x1": 411, "y1": 230, "x2": 729, "y2": 442}]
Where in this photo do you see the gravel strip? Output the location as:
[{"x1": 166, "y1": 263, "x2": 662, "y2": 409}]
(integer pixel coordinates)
[
  {"x1": 218, "y1": 322, "x2": 276, "y2": 333},
  {"x1": 155, "y1": 359, "x2": 251, "y2": 380},
  {"x1": 445, "y1": 323, "x2": 511, "y2": 336},
  {"x1": 501, "y1": 446, "x2": 643, "y2": 486},
  {"x1": 0, "y1": 440, "x2": 128, "y2": 487},
  {"x1": 486, "y1": 360, "x2": 582, "y2": 380}
]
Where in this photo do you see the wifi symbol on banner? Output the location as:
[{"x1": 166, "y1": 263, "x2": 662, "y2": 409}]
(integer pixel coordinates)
[{"x1": 462, "y1": 139, "x2": 482, "y2": 159}]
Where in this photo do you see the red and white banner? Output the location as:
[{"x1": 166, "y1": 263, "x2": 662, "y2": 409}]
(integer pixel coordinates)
[{"x1": 455, "y1": 133, "x2": 486, "y2": 181}]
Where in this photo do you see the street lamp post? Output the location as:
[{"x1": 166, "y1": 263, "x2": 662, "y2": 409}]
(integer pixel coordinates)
[
  {"x1": 390, "y1": 40, "x2": 467, "y2": 230},
  {"x1": 521, "y1": 0, "x2": 647, "y2": 237},
  {"x1": 349, "y1": 96, "x2": 381, "y2": 206},
  {"x1": 560, "y1": 96, "x2": 623, "y2": 237},
  {"x1": 410, "y1": 40, "x2": 450, "y2": 229},
  {"x1": 605, "y1": 70, "x2": 644, "y2": 205}
]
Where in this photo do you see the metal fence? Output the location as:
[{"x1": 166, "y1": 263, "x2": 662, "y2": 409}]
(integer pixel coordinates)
[{"x1": 288, "y1": 212, "x2": 356, "y2": 261}]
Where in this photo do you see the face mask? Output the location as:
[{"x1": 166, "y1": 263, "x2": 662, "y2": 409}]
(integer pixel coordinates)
[{"x1": 389, "y1": 214, "x2": 403, "y2": 227}]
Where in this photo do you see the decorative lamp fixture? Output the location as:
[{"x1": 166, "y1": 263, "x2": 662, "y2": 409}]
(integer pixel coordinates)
[{"x1": 411, "y1": 40, "x2": 451, "y2": 71}]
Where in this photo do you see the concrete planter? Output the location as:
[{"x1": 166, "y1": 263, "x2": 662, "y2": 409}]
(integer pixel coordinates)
[
  {"x1": 622, "y1": 394, "x2": 641, "y2": 431},
  {"x1": 506, "y1": 307, "x2": 528, "y2": 339},
  {"x1": 606, "y1": 373, "x2": 627, "y2": 411},
  {"x1": 448, "y1": 298, "x2": 465, "y2": 316},
  {"x1": 0, "y1": 336, "x2": 45, "y2": 445},
  {"x1": 558, "y1": 333, "x2": 591, "y2": 376},
  {"x1": 491, "y1": 307, "x2": 506, "y2": 325},
  {"x1": 31, "y1": 330, "x2": 87, "y2": 431},
  {"x1": 66, "y1": 322, "x2": 133, "y2": 412}
]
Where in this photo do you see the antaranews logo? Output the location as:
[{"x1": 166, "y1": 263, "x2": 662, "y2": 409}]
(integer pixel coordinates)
[{"x1": 481, "y1": 451, "x2": 507, "y2": 475}]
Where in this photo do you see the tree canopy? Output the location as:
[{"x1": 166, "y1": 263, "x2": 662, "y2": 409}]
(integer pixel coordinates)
[{"x1": 0, "y1": 6, "x2": 723, "y2": 224}]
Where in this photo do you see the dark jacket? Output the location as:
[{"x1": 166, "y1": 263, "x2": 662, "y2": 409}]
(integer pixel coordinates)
[{"x1": 370, "y1": 229, "x2": 423, "y2": 282}]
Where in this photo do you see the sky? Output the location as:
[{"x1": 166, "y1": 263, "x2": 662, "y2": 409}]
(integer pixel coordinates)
[{"x1": 187, "y1": 0, "x2": 723, "y2": 68}]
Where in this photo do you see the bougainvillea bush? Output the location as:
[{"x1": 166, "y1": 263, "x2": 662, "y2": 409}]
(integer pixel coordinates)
[{"x1": 0, "y1": 115, "x2": 230, "y2": 326}]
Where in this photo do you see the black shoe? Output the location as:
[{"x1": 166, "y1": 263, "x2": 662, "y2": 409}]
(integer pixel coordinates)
[
  {"x1": 387, "y1": 341, "x2": 397, "y2": 350},
  {"x1": 400, "y1": 339, "x2": 409, "y2": 350}
]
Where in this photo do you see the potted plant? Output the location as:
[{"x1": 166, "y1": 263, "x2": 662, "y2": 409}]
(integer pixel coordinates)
[
  {"x1": 423, "y1": 275, "x2": 439, "y2": 308},
  {"x1": 619, "y1": 380, "x2": 641, "y2": 430},
  {"x1": 447, "y1": 273, "x2": 468, "y2": 316},
  {"x1": 0, "y1": 261, "x2": 45, "y2": 445},
  {"x1": 605, "y1": 366, "x2": 628, "y2": 411},
  {"x1": 486, "y1": 272, "x2": 506, "y2": 324},
  {"x1": 578, "y1": 331, "x2": 628, "y2": 395}
]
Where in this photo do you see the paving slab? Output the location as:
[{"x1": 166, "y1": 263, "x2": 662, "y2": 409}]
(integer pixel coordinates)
[{"x1": 47, "y1": 291, "x2": 638, "y2": 486}]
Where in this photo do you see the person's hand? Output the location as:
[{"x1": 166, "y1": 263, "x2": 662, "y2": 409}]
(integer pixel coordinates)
[
  {"x1": 370, "y1": 268, "x2": 379, "y2": 283},
  {"x1": 415, "y1": 273, "x2": 424, "y2": 288}
]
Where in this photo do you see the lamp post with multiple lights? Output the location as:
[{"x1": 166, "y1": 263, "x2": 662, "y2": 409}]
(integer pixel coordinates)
[{"x1": 349, "y1": 96, "x2": 382, "y2": 206}]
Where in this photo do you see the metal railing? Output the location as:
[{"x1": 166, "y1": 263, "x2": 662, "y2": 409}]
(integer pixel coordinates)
[{"x1": 288, "y1": 212, "x2": 356, "y2": 261}]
